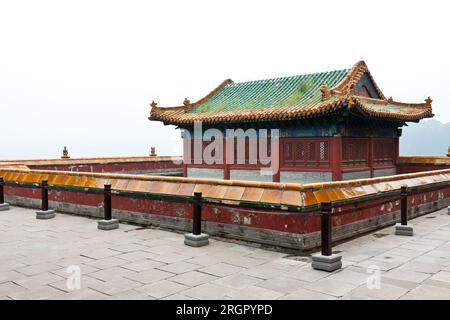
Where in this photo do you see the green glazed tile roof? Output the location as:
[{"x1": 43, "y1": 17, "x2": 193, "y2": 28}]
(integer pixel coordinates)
[
  {"x1": 149, "y1": 60, "x2": 434, "y2": 125},
  {"x1": 189, "y1": 69, "x2": 349, "y2": 114}
]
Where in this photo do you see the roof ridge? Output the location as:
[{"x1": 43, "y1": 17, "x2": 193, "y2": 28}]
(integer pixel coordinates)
[
  {"x1": 230, "y1": 68, "x2": 350, "y2": 86},
  {"x1": 332, "y1": 60, "x2": 386, "y2": 99},
  {"x1": 357, "y1": 96, "x2": 433, "y2": 108}
]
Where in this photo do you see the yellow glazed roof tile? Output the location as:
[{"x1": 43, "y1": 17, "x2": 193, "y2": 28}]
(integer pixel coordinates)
[{"x1": 1, "y1": 167, "x2": 450, "y2": 208}]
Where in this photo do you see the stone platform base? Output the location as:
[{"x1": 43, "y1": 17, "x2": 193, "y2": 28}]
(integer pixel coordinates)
[
  {"x1": 395, "y1": 223, "x2": 414, "y2": 236},
  {"x1": 0, "y1": 203, "x2": 10, "y2": 211},
  {"x1": 97, "y1": 219, "x2": 119, "y2": 230},
  {"x1": 184, "y1": 233, "x2": 209, "y2": 247},
  {"x1": 36, "y1": 210, "x2": 56, "y2": 219},
  {"x1": 311, "y1": 253, "x2": 342, "y2": 272}
]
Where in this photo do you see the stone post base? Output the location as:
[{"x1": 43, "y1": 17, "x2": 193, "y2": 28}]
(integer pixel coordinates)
[
  {"x1": 36, "y1": 210, "x2": 56, "y2": 219},
  {"x1": 311, "y1": 253, "x2": 342, "y2": 272},
  {"x1": 395, "y1": 223, "x2": 414, "y2": 236},
  {"x1": 184, "y1": 233, "x2": 209, "y2": 247},
  {"x1": 97, "y1": 219, "x2": 119, "y2": 230},
  {"x1": 0, "y1": 203, "x2": 10, "y2": 211}
]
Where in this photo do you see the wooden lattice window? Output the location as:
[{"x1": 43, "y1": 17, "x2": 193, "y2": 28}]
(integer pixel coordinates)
[
  {"x1": 308, "y1": 142, "x2": 316, "y2": 161},
  {"x1": 284, "y1": 143, "x2": 292, "y2": 160},
  {"x1": 190, "y1": 139, "x2": 203, "y2": 163},
  {"x1": 342, "y1": 138, "x2": 368, "y2": 167},
  {"x1": 203, "y1": 140, "x2": 215, "y2": 159},
  {"x1": 374, "y1": 139, "x2": 395, "y2": 166},
  {"x1": 319, "y1": 141, "x2": 329, "y2": 162},
  {"x1": 284, "y1": 139, "x2": 329, "y2": 167},
  {"x1": 233, "y1": 137, "x2": 271, "y2": 165},
  {"x1": 296, "y1": 142, "x2": 305, "y2": 162}
]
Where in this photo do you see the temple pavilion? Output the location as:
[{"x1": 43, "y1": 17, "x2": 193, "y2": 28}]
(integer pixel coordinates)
[{"x1": 149, "y1": 61, "x2": 433, "y2": 183}]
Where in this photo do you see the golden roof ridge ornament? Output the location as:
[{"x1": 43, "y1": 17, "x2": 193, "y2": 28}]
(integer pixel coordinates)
[
  {"x1": 347, "y1": 95, "x2": 356, "y2": 109},
  {"x1": 150, "y1": 147, "x2": 157, "y2": 157},
  {"x1": 183, "y1": 98, "x2": 191, "y2": 108},
  {"x1": 150, "y1": 100, "x2": 158, "y2": 108},
  {"x1": 61, "y1": 146, "x2": 70, "y2": 159},
  {"x1": 320, "y1": 84, "x2": 330, "y2": 101},
  {"x1": 425, "y1": 96, "x2": 433, "y2": 106}
]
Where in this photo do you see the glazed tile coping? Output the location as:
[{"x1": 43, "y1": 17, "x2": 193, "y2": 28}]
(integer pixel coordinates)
[
  {"x1": 0, "y1": 164, "x2": 29, "y2": 170},
  {"x1": 1, "y1": 167, "x2": 449, "y2": 209},
  {"x1": 0, "y1": 155, "x2": 182, "y2": 166},
  {"x1": 398, "y1": 156, "x2": 450, "y2": 165}
]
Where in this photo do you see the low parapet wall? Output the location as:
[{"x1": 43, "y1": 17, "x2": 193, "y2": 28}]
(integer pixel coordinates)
[
  {"x1": 0, "y1": 156, "x2": 183, "y2": 176},
  {"x1": 398, "y1": 156, "x2": 450, "y2": 174},
  {"x1": 1, "y1": 167, "x2": 449, "y2": 252}
]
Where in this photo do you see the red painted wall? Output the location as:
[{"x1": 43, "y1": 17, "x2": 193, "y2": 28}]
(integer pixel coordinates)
[
  {"x1": 5, "y1": 183, "x2": 450, "y2": 236},
  {"x1": 397, "y1": 164, "x2": 450, "y2": 174},
  {"x1": 29, "y1": 161, "x2": 182, "y2": 173}
]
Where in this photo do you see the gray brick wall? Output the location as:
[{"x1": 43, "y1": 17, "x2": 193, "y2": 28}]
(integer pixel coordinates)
[
  {"x1": 187, "y1": 167, "x2": 224, "y2": 179},
  {"x1": 373, "y1": 167, "x2": 397, "y2": 177},
  {"x1": 230, "y1": 169, "x2": 274, "y2": 182},
  {"x1": 342, "y1": 170, "x2": 371, "y2": 180},
  {"x1": 280, "y1": 171, "x2": 332, "y2": 184}
]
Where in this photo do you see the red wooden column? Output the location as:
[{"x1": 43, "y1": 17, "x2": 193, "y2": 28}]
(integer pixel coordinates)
[
  {"x1": 394, "y1": 128, "x2": 402, "y2": 171},
  {"x1": 368, "y1": 137, "x2": 374, "y2": 177},
  {"x1": 331, "y1": 135, "x2": 342, "y2": 181},
  {"x1": 272, "y1": 137, "x2": 281, "y2": 183},
  {"x1": 395, "y1": 136, "x2": 400, "y2": 165},
  {"x1": 182, "y1": 137, "x2": 190, "y2": 177},
  {"x1": 223, "y1": 137, "x2": 230, "y2": 180}
]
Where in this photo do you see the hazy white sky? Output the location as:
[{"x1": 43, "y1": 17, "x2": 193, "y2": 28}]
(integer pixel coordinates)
[{"x1": 1, "y1": 0, "x2": 449, "y2": 159}]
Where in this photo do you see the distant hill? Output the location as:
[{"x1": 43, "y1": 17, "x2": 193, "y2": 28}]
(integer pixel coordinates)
[{"x1": 401, "y1": 119, "x2": 450, "y2": 156}]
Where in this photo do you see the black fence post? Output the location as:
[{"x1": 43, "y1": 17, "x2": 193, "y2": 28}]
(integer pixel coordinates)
[
  {"x1": 0, "y1": 177, "x2": 9, "y2": 211},
  {"x1": 311, "y1": 201, "x2": 341, "y2": 272},
  {"x1": 400, "y1": 185, "x2": 408, "y2": 226},
  {"x1": 36, "y1": 179, "x2": 54, "y2": 219},
  {"x1": 104, "y1": 184, "x2": 112, "y2": 221},
  {"x1": 193, "y1": 192, "x2": 202, "y2": 235},
  {"x1": 41, "y1": 180, "x2": 49, "y2": 211},
  {"x1": 97, "y1": 183, "x2": 118, "y2": 230},
  {"x1": 320, "y1": 201, "x2": 332, "y2": 256},
  {"x1": 184, "y1": 192, "x2": 209, "y2": 247},
  {"x1": 395, "y1": 185, "x2": 413, "y2": 236},
  {"x1": 0, "y1": 177, "x2": 4, "y2": 204}
]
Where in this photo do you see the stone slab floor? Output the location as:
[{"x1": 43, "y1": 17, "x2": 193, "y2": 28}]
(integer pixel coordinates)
[{"x1": 1, "y1": 206, "x2": 450, "y2": 300}]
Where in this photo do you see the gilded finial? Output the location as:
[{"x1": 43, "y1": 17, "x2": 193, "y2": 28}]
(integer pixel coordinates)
[
  {"x1": 320, "y1": 84, "x2": 330, "y2": 101},
  {"x1": 183, "y1": 98, "x2": 191, "y2": 107},
  {"x1": 150, "y1": 100, "x2": 158, "y2": 108},
  {"x1": 61, "y1": 146, "x2": 70, "y2": 159},
  {"x1": 150, "y1": 147, "x2": 157, "y2": 157},
  {"x1": 425, "y1": 96, "x2": 433, "y2": 106},
  {"x1": 347, "y1": 95, "x2": 356, "y2": 108}
]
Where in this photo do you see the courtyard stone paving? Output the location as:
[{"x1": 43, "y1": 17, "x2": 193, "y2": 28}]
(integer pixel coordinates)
[{"x1": 1, "y1": 206, "x2": 450, "y2": 300}]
